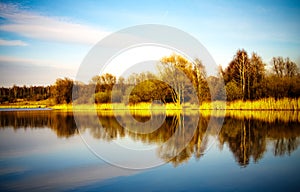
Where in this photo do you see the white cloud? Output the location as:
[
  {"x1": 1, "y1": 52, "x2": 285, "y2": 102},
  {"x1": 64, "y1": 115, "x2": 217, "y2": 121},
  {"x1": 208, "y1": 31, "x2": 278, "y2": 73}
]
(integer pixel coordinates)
[
  {"x1": 0, "y1": 2, "x2": 109, "y2": 45},
  {"x1": 0, "y1": 55, "x2": 65, "y2": 68},
  {"x1": 0, "y1": 38, "x2": 28, "y2": 46}
]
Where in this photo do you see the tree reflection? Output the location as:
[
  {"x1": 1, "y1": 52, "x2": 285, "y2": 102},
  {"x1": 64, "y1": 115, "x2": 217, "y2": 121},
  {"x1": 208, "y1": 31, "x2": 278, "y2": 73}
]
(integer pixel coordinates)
[
  {"x1": 219, "y1": 113, "x2": 300, "y2": 167},
  {"x1": 0, "y1": 110, "x2": 299, "y2": 167},
  {"x1": 0, "y1": 111, "x2": 77, "y2": 138},
  {"x1": 219, "y1": 118, "x2": 267, "y2": 166}
]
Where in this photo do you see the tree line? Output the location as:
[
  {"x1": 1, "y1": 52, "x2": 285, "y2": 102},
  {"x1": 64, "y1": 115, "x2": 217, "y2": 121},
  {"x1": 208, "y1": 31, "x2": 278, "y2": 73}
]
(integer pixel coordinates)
[
  {"x1": 0, "y1": 85, "x2": 51, "y2": 103},
  {"x1": 221, "y1": 49, "x2": 300, "y2": 101},
  {"x1": 0, "y1": 49, "x2": 299, "y2": 105}
]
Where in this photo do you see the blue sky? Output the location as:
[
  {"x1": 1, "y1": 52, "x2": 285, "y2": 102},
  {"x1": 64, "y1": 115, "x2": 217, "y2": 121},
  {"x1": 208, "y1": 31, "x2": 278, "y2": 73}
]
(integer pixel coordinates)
[{"x1": 0, "y1": 0, "x2": 299, "y2": 86}]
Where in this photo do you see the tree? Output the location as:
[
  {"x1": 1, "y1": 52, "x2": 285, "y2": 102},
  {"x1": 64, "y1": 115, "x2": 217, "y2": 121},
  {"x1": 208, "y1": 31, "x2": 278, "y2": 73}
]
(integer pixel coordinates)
[
  {"x1": 223, "y1": 50, "x2": 266, "y2": 100},
  {"x1": 94, "y1": 91, "x2": 110, "y2": 103},
  {"x1": 271, "y1": 56, "x2": 285, "y2": 78},
  {"x1": 90, "y1": 73, "x2": 116, "y2": 92},
  {"x1": 248, "y1": 52, "x2": 265, "y2": 99},
  {"x1": 269, "y1": 57, "x2": 299, "y2": 99},
  {"x1": 225, "y1": 81, "x2": 243, "y2": 101},
  {"x1": 117, "y1": 76, "x2": 126, "y2": 93},
  {"x1": 160, "y1": 54, "x2": 210, "y2": 104},
  {"x1": 207, "y1": 76, "x2": 226, "y2": 101},
  {"x1": 284, "y1": 57, "x2": 298, "y2": 77},
  {"x1": 128, "y1": 79, "x2": 174, "y2": 104},
  {"x1": 230, "y1": 49, "x2": 249, "y2": 100},
  {"x1": 192, "y1": 59, "x2": 211, "y2": 103},
  {"x1": 272, "y1": 57, "x2": 298, "y2": 78},
  {"x1": 52, "y1": 78, "x2": 74, "y2": 104}
]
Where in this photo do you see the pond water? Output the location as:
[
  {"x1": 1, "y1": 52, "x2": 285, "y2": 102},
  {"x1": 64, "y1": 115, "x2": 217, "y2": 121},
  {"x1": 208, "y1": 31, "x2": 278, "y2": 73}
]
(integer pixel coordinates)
[{"x1": 0, "y1": 110, "x2": 300, "y2": 191}]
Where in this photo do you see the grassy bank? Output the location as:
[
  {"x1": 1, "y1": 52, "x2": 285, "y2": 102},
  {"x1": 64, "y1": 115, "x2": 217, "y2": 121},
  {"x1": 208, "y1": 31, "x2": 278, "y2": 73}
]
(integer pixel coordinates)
[
  {"x1": 0, "y1": 104, "x2": 48, "y2": 109},
  {"x1": 199, "y1": 110, "x2": 300, "y2": 123},
  {"x1": 1, "y1": 98, "x2": 299, "y2": 111},
  {"x1": 200, "y1": 97, "x2": 300, "y2": 110},
  {"x1": 53, "y1": 103, "x2": 188, "y2": 112},
  {"x1": 0, "y1": 99, "x2": 53, "y2": 109}
]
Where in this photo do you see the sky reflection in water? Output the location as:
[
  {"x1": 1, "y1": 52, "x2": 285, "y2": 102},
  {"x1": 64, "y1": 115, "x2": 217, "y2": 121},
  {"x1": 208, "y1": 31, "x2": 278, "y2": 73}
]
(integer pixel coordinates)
[{"x1": 0, "y1": 110, "x2": 300, "y2": 191}]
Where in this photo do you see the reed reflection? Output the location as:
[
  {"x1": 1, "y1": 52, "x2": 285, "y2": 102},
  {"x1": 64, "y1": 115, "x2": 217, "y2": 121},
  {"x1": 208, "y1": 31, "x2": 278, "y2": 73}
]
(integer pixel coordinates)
[{"x1": 0, "y1": 110, "x2": 299, "y2": 167}]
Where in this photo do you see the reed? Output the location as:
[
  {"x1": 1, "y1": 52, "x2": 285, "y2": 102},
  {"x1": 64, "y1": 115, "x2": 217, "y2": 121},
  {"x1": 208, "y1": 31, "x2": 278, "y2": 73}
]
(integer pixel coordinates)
[
  {"x1": 227, "y1": 98, "x2": 299, "y2": 110},
  {"x1": 199, "y1": 109, "x2": 300, "y2": 123},
  {"x1": 225, "y1": 110, "x2": 300, "y2": 123},
  {"x1": 2, "y1": 97, "x2": 299, "y2": 112},
  {"x1": 200, "y1": 98, "x2": 300, "y2": 110},
  {"x1": 56, "y1": 102, "x2": 183, "y2": 111}
]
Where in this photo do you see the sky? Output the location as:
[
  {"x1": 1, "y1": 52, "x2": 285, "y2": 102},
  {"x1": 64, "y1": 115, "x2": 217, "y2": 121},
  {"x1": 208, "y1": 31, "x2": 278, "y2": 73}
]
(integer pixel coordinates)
[{"x1": 0, "y1": 0, "x2": 299, "y2": 86}]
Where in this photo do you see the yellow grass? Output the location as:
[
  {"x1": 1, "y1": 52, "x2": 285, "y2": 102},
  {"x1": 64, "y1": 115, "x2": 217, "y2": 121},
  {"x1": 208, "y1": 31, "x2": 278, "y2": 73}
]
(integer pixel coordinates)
[
  {"x1": 1, "y1": 97, "x2": 299, "y2": 112},
  {"x1": 199, "y1": 110, "x2": 300, "y2": 123},
  {"x1": 199, "y1": 101, "x2": 226, "y2": 110},
  {"x1": 200, "y1": 98, "x2": 300, "y2": 110},
  {"x1": 48, "y1": 102, "x2": 203, "y2": 117},
  {"x1": 225, "y1": 110, "x2": 300, "y2": 123},
  {"x1": 54, "y1": 102, "x2": 182, "y2": 111},
  {"x1": 0, "y1": 98, "x2": 54, "y2": 109},
  {"x1": 0, "y1": 104, "x2": 47, "y2": 109},
  {"x1": 227, "y1": 98, "x2": 299, "y2": 110}
]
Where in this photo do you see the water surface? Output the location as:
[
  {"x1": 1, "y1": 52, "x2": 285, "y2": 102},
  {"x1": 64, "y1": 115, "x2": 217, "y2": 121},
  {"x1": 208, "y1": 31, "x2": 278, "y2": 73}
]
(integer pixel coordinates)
[{"x1": 0, "y1": 110, "x2": 299, "y2": 191}]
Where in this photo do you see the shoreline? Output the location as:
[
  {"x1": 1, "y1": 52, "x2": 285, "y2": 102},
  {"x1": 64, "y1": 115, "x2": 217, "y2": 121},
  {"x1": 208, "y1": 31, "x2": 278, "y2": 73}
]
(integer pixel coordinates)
[
  {"x1": 0, "y1": 97, "x2": 299, "y2": 112},
  {"x1": 0, "y1": 107, "x2": 53, "y2": 112},
  {"x1": 1, "y1": 106, "x2": 298, "y2": 124},
  {"x1": 2, "y1": 97, "x2": 298, "y2": 112}
]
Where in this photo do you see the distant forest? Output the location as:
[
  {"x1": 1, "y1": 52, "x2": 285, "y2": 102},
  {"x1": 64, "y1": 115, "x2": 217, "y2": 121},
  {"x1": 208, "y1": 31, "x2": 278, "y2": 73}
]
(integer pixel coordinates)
[{"x1": 1, "y1": 49, "x2": 299, "y2": 105}]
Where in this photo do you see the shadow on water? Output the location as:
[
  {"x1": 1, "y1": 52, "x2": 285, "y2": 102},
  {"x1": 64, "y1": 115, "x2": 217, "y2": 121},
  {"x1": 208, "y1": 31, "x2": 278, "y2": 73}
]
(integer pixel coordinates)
[{"x1": 0, "y1": 110, "x2": 299, "y2": 167}]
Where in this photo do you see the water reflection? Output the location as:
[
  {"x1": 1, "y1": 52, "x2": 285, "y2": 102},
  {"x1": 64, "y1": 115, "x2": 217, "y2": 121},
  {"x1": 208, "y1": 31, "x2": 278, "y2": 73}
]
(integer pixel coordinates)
[
  {"x1": 0, "y1": 110, "x2": 299, "y2": 167},
  {"x1": 219, "y1": 111, "x2": 300, "y2": 167},
  {"x1": 0, "y1": 111, "x2": 77, "y2": 138}
]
